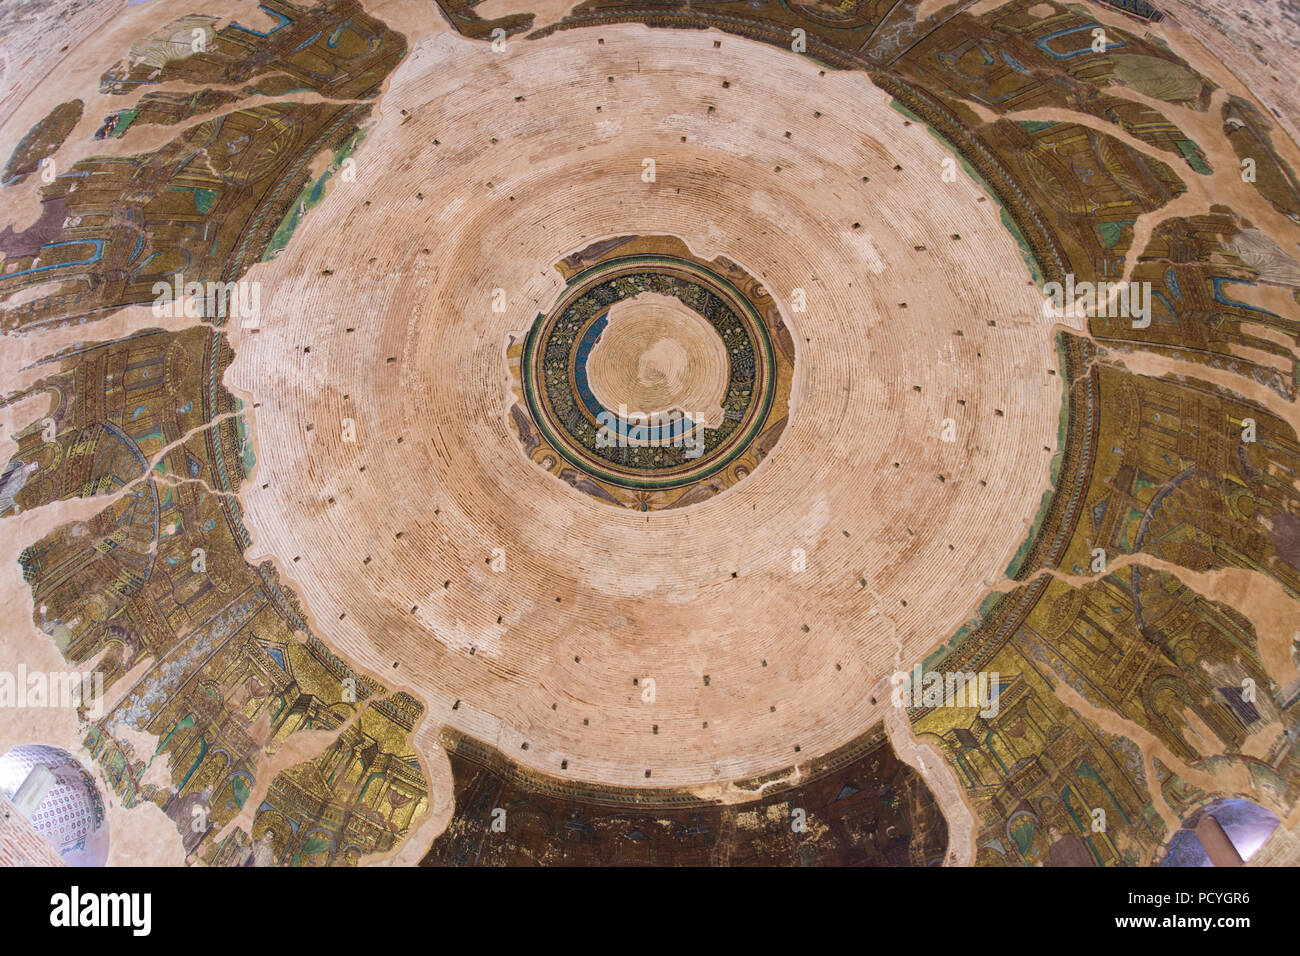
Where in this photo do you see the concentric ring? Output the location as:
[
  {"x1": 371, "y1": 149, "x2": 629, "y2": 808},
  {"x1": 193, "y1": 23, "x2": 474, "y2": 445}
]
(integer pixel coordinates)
[{"x1": 225, "y1": 25, "x2": 1069, "y2": 789}]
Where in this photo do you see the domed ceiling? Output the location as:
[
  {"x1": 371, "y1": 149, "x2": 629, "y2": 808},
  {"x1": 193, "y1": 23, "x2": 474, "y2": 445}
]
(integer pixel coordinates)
[{"x1": 1, "y1": 0, "x2": 1299, "y2": 869}]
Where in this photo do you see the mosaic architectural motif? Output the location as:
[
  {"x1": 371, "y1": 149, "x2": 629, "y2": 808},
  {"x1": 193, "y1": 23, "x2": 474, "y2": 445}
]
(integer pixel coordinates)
[
  {"x1": 2, "y1": 0, "x2": 428, "y2": 867},
  {"x1": 424, "y1": 727, "x2": 947, "y2": 866},
  {"x1": 0, "y1": 0, "x2": 1299, "y2": 872}
]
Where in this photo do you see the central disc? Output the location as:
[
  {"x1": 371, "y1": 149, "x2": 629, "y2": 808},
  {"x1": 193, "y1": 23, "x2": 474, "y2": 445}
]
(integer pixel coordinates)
[
  {"x1": 585, "y1": 291, "x2": 728, "y2": 428},
  {"x1": 509, "y1": 235, "x2": 796, "y2": 510}
]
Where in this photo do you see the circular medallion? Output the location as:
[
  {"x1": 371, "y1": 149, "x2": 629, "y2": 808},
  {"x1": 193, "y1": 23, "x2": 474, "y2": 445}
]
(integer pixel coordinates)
[{"x1": 509, "y1": 236, "x2": 796, "y2": 510}]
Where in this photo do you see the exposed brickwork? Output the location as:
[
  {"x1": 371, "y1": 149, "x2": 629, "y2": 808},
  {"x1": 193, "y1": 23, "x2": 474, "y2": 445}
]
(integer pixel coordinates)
[{"x1": 0, "y1": 792, "x2": 67, "y2": 867}]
